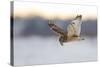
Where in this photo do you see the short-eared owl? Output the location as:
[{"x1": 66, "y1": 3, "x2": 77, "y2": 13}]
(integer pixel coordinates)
[{"x1": 48, "y1": 15, "x2": 84, "y2": 46}]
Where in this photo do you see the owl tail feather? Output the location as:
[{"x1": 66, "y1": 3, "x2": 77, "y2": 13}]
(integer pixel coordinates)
[
  {"x1": 60, "y1": 41, "x2": 63, "y2": 46},
  {"x1": 59, "y1": 36, "x2": 64, "y2": 46}
]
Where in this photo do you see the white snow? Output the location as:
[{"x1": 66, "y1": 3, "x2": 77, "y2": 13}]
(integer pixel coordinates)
[{"x1": 14, "y1": 36, "x2": 97, "y2": 66}]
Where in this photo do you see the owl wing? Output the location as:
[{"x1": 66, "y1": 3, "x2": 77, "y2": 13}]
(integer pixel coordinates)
[
  {"x1": 48, "y1": 22, "x2": 65, "y2": 36},
  {"x1": 67, "y1": 15, "x2": 82, "y2": 37},
  {"x1": 73, "y1": 15, "x2": 82, "y2": 36},
  {"x1": 67, "y1": 23, "x2": 76, "y2": 37}
]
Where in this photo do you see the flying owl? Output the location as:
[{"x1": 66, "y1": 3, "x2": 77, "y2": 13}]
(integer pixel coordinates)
[{"x1": 48, "y1": 15, "x2": 84, "y2": 46}]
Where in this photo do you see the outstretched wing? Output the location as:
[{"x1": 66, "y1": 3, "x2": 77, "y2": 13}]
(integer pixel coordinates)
[
  {"x1": 74, "y1": 15, "x2": 82, "y2": 20},
  {"x1": 48, "y1": 21, "x2": 65, "y2": 36},
  {"x1": 67, "y1": 15, "x2": 82, "y2": 37},
  {"x1": 67, "y1": 23, "x2": 76, "y2": 37}
]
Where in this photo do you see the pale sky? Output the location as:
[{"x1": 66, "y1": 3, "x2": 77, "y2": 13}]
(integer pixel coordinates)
[{"x1": 13, "y1": 1, "x2": 97, "y2": 20}]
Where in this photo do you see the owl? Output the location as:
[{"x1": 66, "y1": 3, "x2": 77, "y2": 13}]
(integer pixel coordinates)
[{"x1": 48, "y1": 15, "x2": 84, "y2": 46}]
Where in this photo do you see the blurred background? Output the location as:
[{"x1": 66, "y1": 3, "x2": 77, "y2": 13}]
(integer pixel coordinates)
[
  {"x1": 13, "y1": 1, "x2": 97, "y2": 37},
  {"x1": 13, "y1": 16, "x2": 97, "y2": 37},
  {"x1": 11, "y1": 1, "x2": 97, "y2": 66}
]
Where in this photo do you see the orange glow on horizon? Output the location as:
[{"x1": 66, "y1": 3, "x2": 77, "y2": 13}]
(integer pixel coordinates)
[{"x1": 13, "y1": 1, "x2": 97, "y2": 20}]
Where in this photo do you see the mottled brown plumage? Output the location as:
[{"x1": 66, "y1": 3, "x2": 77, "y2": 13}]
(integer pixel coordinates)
[{"x1": 48, "y1": 15, "x2": 84, "y2": 46}]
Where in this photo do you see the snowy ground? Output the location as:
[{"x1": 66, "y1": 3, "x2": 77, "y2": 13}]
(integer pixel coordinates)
[{"x1": 14, "y1": 36, "x2": 97, "y2": 66}]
